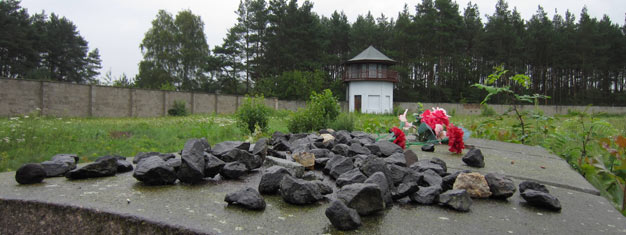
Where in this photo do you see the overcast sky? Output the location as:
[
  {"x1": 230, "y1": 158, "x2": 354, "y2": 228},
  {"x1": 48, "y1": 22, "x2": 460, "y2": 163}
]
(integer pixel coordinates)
[{"x1": 19, "y1": 0, "x2": 625, "y2": 80}]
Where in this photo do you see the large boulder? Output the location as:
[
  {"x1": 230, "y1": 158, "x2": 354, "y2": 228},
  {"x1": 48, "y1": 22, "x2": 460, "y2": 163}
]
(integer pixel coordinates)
[
  {"x1": 279, "y1": 175, "x2": 323, "y2": 205},
  {"x1": 225, "y1": 187, "x2": 266, "y2": 211},
  {"x1": 410, "y1": 185, "x2": 442, "y2": 205},
  {"x1": 337, "y1": 183, "x2": 385, "y2": 216},
  {"x1": 438, "y1": 189, "x2": 472, "y2": 212},
  {"x1": 204, "y1": 154, "x2": 225, "y2": 178},
  {"x1": 258, "y1": 166, "x2": 292, "y2": 194},
  {"x1": 330, "y1": 158, "x2": 355, "y2": 179},
  {"x1": 325, "y1": 200, "x2": 362, "y2": 231},
  {"x1": 336, "y1": 168, "x2": 367, "y2": 188},
  {"x1": 452, "y1": 172, "x2": 492, "y2": 198},
  {"x1": 462, "y1": 148, "x2": 485, "y2": 168},
  {"x1": 41, "y1": 160, "x2": 72, "y2": 177},
  {"x1": 519, "y1": 181, "x2": 549, "y2": 194},
  {"x1": 264, "y1": 156, "x2": 304, "y2": 178},
  {"x1": 66, "y1": 158, "x2": 117, "y2": 180},
  {"x1": 485, "y1": 173, "x2": 516, "y2": 199},
  {"x1": 220, "y1": 162, "x2": 248, "y2": 179},
  {"x1": 133, "y1": 156, "x2": 177, "y2": 185},
  {"x1": 364, "y1": 172, "x2": 393, "y2": 207},
  {"x1": 212, "y1": 141, "x2": 248, "y2": 156},
  {"x1": 520, "y1": 189, "x2": 561, "y2": 211},
  {"x1": 15, "y1": 163, "x2": 46, "y2": 184},
  {"x1": 375, "y1": 141, "x2": 403, "y2": 157},
  {"x1": 177, "y1": 138, "x2": 209, "y2": 183}
]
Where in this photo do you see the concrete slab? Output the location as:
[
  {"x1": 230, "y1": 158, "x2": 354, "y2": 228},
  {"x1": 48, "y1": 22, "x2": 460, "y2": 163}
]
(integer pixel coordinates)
[{"x1": 1, "y1": 139, "x2": 625, "y2": 234}]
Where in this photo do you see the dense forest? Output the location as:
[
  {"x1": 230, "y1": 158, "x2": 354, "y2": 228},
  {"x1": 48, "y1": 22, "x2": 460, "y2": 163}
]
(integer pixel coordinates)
[{"x1": 2, "y1": 0, "x2": 625, "y2": 105}]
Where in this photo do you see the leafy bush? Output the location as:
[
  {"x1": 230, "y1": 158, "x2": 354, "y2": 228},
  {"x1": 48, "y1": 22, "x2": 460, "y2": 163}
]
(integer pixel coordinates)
[
  {"x1": 330, "y1": 112, "x2": 355, "y2": 132},
  {"x1": 235, "y1": 95, "x2": 271, "y2": 133},
  {"x1": 168, "y1": 100, "x2": 188, "y2": 116},
  {"x1": 480, "y1": 104, "x2": 496, "y2": 117},
  {"x1": 287, "y1": 89, "x2": 340, "y2": 133}
]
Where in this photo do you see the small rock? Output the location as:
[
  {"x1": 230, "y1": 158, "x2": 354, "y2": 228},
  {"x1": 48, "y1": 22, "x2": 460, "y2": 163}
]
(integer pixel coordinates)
[
  {"x1": 403, "y1": 150, "x2": 419, "y2": 166},
  {"x1": 337, "y1": 183, "x2": 385, "y2": 216},
  {"x1": 336, "y1": 168, "x2": 367, "y2": 188},
  {"x1": 301, "y1": 171, "x2": 319, "y2": 181},
  {"x1": 95, "y1": 155, "x2": 133, "y2": 173},
  {"x1": 212, "y1": 141, "x2": 248, "y2": 156},
  {"x1": 323, "y1": 155, "x2": 345, "y2": 175},
  {"x1": 330, "y1": 158, "x2": 355, "y2": 179},
  {"x1": 347, "y1": 143, "x2": 371, "y2": 157},
  {"x1": 66, "y1": 158, "x2": 117, "y2": 180},
  {"x1": 410, "y1": 160, "x2": 446, "y2": 176},
  {"x1": 485, "y1": 173, "x2": 516, "y2": 199},
  {"x1": 360, "y1": 156, "x2": 394, "y2": 188},
  {"x1": 462, "y1": 148, "x2": 485, "y2": 168},
  {"x1": 520, "y1": 189, "x2": 561, "y2": 211},
  {"x1": 204, "y1": 154, "x2": 225, "y2": 178},
  {"x1": 267, "y1": 148, "x2": 288, "y2": 159},
  {"x1": 15, "y1": 163, "x2": 46, "y2": 184},
  {"x1": 221, "y1": 148, "x2": 263, "y2": 170},
  {"x1": 320, "y1": 133, "x2": 335, "y2": 144},
  {"x1": 387, "y1": 164, "x2": 412, "y2": 186},
  {"x1": 41, "y1": 160, "x2": 72, "y2": 177},
  {"x1": 364, "y1": 172, "x2": 393, "y2": 207},
  {"x1": 331, "y1": 144, "x2": 350, "y2": 156},
  {"x1": 264, "y1": 156, "x2": 304, "y2": 178},
  {"x1": 429, "y1": 157, "x2": 447, "y2": 173},
  {"x1": 314, "y1": 180, "x2": 334, "y2": 195},
  {"x1": 392, "y1": 181, "x2": 419, "y2": 200},
  {"x1": 252, "y1": 138, "x2": 268, "y2": 158},
  {"x1": 325, "y1": 200, "x2": 362, "y2": 231},
  {"x1": 133, "y1": 156, "x2": 177, "y2": 185},
  {"x1": 333, "y1": 130, "x2": 352, "y2": 144},
  {"x1": 410, "y1": 185, "x2": 442, "y2": 204},
  {"x1": 364, "y1": 144, "x2": 381, "y2": 156},
  {"x1": 442, "y1": 170, "x2": 471, "y2": 191},
  {"x1": 273, "y1": 138, "x2": 292, "y2": 152},
  {"x1": 279, "y1": 175, "x2": 323, "y2": 205},
  {"x1": 310, "y1": 149, "x2": 332, "y2": 159},
  {"x1": 164, "y1": 158, "x2": 181, "y2": 171},
  {"x1": 220, "y1": 162, "x2": 248, "y2": 179},
  {"x1": 225, "y1": 187, "x2": 266, "y2": 210},
  {"x1": 177, "y1": 138, "x2": 209, "y2": 183},
  {"x1": 51, "y1": 154, "x2": 78, "y2": 169},
  {"x1": 133, "y1": 152, "x2": 172, "y2": 164},
  {"x1": 421, "y1": 144, "x2": 435, "y2": 152},
  {"x1": 314, "y1": 157, "x2": 329, "y2": 170},
  {"x1": 453, "y1": 172, "x2": 492, "y2": 198},
  {"x1": 420, "y1": 169, "x2": 443, "y2": 188},
  {"x1": 519, "y1": 181, "x2": 549, "y2": 194},
  {"x1": 438, "y1": 189, "x2": 472, "y2": 212},
  {"x1": 385, "y1": 152, "x2": 407, "y2": 166},
  {"x1": 375, "y1": 141, "x2": 403, "y2": 157},
  {"x1": 258, "y1": 166, "x2": 292, "y2": 194},
  {"x1": 292, "y1": 151, "x2": 315, "y2": 170}
]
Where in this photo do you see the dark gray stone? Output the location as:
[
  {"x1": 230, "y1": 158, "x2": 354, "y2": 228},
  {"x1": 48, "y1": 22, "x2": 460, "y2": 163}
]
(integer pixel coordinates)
[
  {"x1": 212, "y1": 141, "x2": 248, "y2": 156},
  {"x1": 330, "y1": 158, "x2": 355, "y2": 179},
  {"x1": 387, "y1": 164, "x2": 411, "y2": 186},
  {"x1": 438, "y1": 189, "x2": 472, "y2": 212},
  {"x1": 360, "y1": 156, "x2": 394, "y2": 188},
  {"x1": 273, "y1": 139, "x2": 292, "y2": 152},
  {"x1": 66, "y1": 158, "x2": 117, "y2": 180},
  {"x1": 177, "y1": 138, "x2": 208, "y2": 184},
  {"x1": 314, "y1": 157, "x2": 329, "y2": 170},
  {"x1": 164, "y1": 158, "x2": 181, "y2": 171},
  {"x1": 410, "y1": 185, "x2": 442, "y2": 205},
  {"x1": 95, "y1": 156, "x2": 133, "y2": 173},
  {"x1": 392, "y1": 181, "x2": 419, "y2": 200},
  {"x1": 301, "y1": 171, "x2": 319, "y2": 181},
  {"x1": 348, "y1": 143, "x2": 371, "y2": 157},
  {"x1": 204, "y1": 154, "x2": 225, "y2": 178},
  {"x1": 270, "y1": 131, "x2": 288, "y2": 146},
  {"x1": 325, "y1": 200, "x2": 362, "y2": 231},
  {"x1": 222, "y1": 148, "x2": 263, "y2": 170},
  {"x1": 51, "y1": 154, "x2": 78, "y2": 170},
  {"x1": 521, "y1": 189, "x2": 562, "y2": 211},
  {"x1": 420, "y1": 169, "x2": 443, "y2": 188},
  {"x1": 404, "y1": 150, "x2": 419, "y2": 166},
  {"x1": 41, "y1": 160, "x2": 72, "y2": 177},
  {"x1": 384, "y1": 152, "x2": 406, "y2": 166},
  {"x1": 267, "y1": 149, "x2": 288, "y2": 159},
  {"x1": 133, "y1": 156, "x2": 177, "y2": 185},
  {"x1": 258, "y1": 166, "x2": 292, "y2": 194},
  {"x1": 15, "y1": 163, "x2": 46, "y2": 184},
  {"x1": 225, "y1": 187, "x2": 266, "y2": 211},
  {"x1": 314, "y1": 180, "x2": 333, "y2": 195},
  {"x1": 421, "y1": 144, "x2": 435, "y2": 152},
  {"x1": 462, "y1": 148, "x2": 485, "y2": 168},
  {"x1": 337, "y1": 183, "x2": 385, "y2": 216},
  {"x1": 364, "y1": 172, "x2": 393, "y2": 207},
  {"x1": 429, "y1": 157, "x2": 447, "y2": 173},
  {"x1": 252, "y1": 138, "x2": 268, "y2": 158},
  {"x1": 410, "y1": 160, "x2": 446, "y2": 176},
  {"x1": 310, "y1": 148, "x2": 332, "y2": 159},
  {"x1": 336, "y1": 168, "x2": 367, "y2": 188},
  {"x1": 95, "y1": 155, "x2": 126, "y2": 162},
  {"x1": 220, "y1": 162, "x2": 248, "y2": 179},
  {"x1": 279, "y1": 175, "x2": 323, "y2": 205},
  {"x1": 519, "y1": 181, "x2": 550, "y2": 194},
  {"x1": 324, "y1": 155, "x2": 345, "y2": 175},
  {"x1": 375, "y1": 141, "x2": 403, "y2": 157},
  {"x1": 331, "y1": 144, "x2": 350, "y2": 156},
  {"x1": 485, "y1": 173, "x2": 516, "y2": 199},
  {"x1": 364, "y1": 144, "x2": 381, "y2": 156},
  {"x1": 333, "y1": 130, "x2": 352, "y2": 144},
  {"x1": 133, "y1": 152, "x2": 173, "y2": 164}
]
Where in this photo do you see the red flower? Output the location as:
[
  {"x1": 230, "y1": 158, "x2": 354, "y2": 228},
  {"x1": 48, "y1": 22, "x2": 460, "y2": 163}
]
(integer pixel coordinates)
[
  {"x1": 420, "y1": 108, "x2": 450, "y2": 130},
  {"x1": 447, "y1": 123, "x2": 464, "y2": 154}
]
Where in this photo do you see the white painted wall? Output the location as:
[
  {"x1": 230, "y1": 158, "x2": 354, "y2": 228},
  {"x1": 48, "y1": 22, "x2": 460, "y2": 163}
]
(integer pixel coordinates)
[{"x1": 347, "y1": 81, "x2": 393, "y2": 113}]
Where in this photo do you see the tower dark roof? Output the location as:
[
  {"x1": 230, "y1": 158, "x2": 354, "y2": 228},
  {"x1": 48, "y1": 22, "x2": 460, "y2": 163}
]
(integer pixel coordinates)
[{"x1": 347, "y1": 45, "x2": 395, "y2": 64}]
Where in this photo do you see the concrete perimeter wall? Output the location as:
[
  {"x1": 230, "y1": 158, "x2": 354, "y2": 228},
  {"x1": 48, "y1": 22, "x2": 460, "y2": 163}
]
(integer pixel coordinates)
[{"x1": 1, "y1": 78, "x2": 625, "y2": 117}]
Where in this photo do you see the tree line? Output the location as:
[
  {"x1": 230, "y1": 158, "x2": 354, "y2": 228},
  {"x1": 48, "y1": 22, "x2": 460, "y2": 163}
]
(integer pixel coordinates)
[
  {"x1": 2, "y1": 0, "x2": 625, "y2": 105},
  {"x1": 0, "y1": 0, "x2": 101, "y2": 83}
]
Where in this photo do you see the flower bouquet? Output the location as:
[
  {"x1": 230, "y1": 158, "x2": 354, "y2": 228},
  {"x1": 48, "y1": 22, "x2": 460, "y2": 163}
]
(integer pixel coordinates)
[{"x1": 398, "y1": 107, "x2": 466, "y2": 154}]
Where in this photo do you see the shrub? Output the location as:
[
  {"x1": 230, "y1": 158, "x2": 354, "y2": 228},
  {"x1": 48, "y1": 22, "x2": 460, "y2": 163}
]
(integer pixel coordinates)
[
  {"x1": 287, "y1": 89, "x2": 341, "y2": 133},
  {"x1": 236, "y1": 95, "x2": 271, "y2": 133},
  {"x1": 480, "y1": 104, "x2": 496, "y2": 117},
  {"x1": 168, "y1": 100, "x2": 188, "y2": 116},
  {"x1": 330, "y1": 112, "x2": 355, "y2": 132}
]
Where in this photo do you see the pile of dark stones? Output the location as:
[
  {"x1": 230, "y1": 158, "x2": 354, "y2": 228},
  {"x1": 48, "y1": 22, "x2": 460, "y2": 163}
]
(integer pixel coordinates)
[{"x1": 14, "y1": 129, "x2": 562, "y2": 232}]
